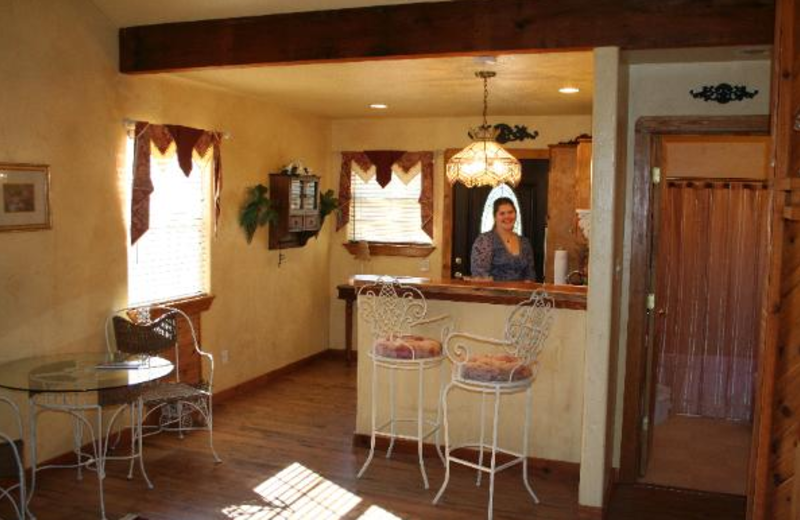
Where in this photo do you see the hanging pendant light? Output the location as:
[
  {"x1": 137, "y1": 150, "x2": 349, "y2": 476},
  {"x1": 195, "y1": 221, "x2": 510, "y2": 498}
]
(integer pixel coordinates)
[{"x1": 446, "y1": 71, "x2": 521, "y2": 188}]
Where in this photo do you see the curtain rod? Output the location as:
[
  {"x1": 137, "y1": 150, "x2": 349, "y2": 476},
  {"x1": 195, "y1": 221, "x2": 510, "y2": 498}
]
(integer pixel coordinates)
[{"x1": 122, "y1": 119, "x2": 232, "y2": 140}]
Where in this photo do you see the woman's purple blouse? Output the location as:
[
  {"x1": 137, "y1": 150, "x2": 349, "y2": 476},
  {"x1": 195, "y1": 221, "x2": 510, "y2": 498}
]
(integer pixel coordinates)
[{"x1": 470, "y1": 230, "x2": 536, "y2": 281}]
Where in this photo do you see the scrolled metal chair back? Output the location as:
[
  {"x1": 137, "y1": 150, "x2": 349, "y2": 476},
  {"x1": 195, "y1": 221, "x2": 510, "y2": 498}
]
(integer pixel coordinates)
[
  {"x1": 504, "y1": 289, "x2": 555, "y2": 368},
  {"x1": 358, "y1": 277, "x2": 427, "y2": 340}
]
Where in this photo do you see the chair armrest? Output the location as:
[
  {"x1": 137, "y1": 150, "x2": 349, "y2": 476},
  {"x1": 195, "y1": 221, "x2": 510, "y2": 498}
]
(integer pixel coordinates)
[
  {"x1": 443, "y1": 331, "x2": 514, "y2": 366},
  {"x1": 163, "y1": 305, "x2": 216, "y2": 391}
]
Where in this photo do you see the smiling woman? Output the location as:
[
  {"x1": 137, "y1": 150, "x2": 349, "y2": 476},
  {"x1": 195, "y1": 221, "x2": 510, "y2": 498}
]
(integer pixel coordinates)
[{"x1": 470, "y1": 196, "x2": 535, "y2": 281}]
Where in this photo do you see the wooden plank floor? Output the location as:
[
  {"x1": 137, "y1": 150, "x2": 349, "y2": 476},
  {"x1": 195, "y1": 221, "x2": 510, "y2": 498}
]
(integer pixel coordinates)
[
  {"x1": 607, "y1": 484, "x2": 746, "y2": 520},
  {"x1": 7, "y1": 357, "x2": 580, "y2": 519}
]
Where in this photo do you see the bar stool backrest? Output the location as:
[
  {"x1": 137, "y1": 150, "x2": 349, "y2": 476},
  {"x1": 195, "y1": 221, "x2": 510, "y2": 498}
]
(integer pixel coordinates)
[
  {"x1": 358, "y1": 277, "x2": 427, "y2": 341},
  {"x1": 504, "y1": 289, "x2": 555, "y2": 372}
]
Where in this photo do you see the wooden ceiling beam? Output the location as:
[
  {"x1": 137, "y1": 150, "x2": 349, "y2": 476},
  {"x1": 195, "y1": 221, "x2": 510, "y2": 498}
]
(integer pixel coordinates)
[{"x1": 119, "y1": 0, "x2": 775, "y2": 74}]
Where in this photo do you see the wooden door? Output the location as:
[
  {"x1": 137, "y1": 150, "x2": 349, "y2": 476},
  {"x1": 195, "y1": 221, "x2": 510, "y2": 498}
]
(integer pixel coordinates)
[
  {"x1": 620, "y1": 115, "x2": 770, "y2": 486},
  {"x1": 750, "y1": 0, "x2": 800, "y2": 518}
]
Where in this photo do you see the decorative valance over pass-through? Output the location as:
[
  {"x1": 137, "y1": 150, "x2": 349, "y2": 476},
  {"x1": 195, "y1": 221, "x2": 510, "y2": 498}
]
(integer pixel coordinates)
[
  {"x1": 337, "y1": 150, "x2": 434, "y2": 239},
  {"x1": 131, "y1": 121, "x2": 223, "y2": 244}
]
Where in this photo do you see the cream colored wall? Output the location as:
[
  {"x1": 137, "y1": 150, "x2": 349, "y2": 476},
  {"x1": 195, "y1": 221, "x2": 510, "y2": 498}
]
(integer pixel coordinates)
[
  {"x1": 118, "y1": 76, "x2": 333, "y2": 389},
  {"x1": 0, "y1": 0, "x2": 331, "y2": 463},
  {"x1": 578, "y1": 47, "x2": 625, "y2": 508},
  {"x1": 356, "y1": 299, "x2": 587, "y2": 463},
  {"x1": 328, "y1": 115, "x2": 592, "y2": 349},
  {"x1": 612, "y1": 58, "x2": 771, "y2": 468}
]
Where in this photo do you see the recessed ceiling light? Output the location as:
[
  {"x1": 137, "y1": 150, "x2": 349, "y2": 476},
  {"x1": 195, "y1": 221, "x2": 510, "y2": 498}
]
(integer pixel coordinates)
[
  {"x1": 474, "y1": 55, "x2": 498, "y2": 66},
  {"x1": 369, "y1": 103, "x2": 388, "y2": 109},
  {"x1": 559, "y1": 87, "x2": 580, "y2": 94}
]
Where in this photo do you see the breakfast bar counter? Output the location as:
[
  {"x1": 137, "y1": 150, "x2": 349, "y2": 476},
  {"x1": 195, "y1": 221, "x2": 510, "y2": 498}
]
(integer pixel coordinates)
[{"x1": 339, "y1": 276, "x2": 588, "y2": 467}]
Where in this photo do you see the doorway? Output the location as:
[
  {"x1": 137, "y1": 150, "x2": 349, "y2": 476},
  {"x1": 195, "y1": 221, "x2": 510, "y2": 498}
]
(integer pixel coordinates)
[
  {"x1": 620, "y1": 118, "x2": 771, "y2": 498},
  {"x1": 448, "y1": 155, "x2": 549, "y2": 281}
]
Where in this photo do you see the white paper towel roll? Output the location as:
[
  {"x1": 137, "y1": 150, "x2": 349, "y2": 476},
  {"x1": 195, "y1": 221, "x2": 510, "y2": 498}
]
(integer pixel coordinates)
[{"x1": 554, "y1": 250, "x2": 568, "y2": 285}]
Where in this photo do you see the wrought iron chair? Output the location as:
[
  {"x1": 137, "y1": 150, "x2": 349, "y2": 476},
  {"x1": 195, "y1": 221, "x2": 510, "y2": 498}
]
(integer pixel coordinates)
[
  {"x1": 433, "y1": 289, "x2": 554, "y2": 520},
  {"x1": 357, "y1": 277, "x2": 453, "y2": 489},
  {"x1": 103, "y1": 305, "x2": 221, "y2": 487},
  {"x1": 0, "y1": 396, "x2": 26, "y2": 519}
]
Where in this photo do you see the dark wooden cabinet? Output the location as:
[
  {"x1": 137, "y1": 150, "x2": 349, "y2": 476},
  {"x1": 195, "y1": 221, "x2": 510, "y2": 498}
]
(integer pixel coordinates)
[{"x1": 268, "y1": 173, "x2": 321, "y2": 249}]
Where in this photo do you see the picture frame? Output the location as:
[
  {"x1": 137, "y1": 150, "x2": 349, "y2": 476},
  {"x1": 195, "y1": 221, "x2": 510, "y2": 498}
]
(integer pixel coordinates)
[{"x1": 0, "y1": 163, "x2": 51, "y2": 232}]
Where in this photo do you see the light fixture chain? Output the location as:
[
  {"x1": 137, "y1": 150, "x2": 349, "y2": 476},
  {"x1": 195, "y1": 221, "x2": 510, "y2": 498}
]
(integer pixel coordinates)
[{"x1": 483, "y1": 74, "x2": 489, "y2": 127}]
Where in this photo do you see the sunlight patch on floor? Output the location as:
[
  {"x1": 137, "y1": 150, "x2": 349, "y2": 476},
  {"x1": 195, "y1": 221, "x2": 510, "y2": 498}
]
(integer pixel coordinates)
[
  {"x1": 221, "y1": 462, "x2": 362, "y2": 519},
  {"x1": 357, "y1": 505, "x2": 403, "y2": 519}
]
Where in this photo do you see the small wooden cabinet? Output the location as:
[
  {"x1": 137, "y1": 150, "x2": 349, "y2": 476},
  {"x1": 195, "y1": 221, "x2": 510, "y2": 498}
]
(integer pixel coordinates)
[
  {"x1": 268, "y1": 173, "x2": 321, "y2": 249},
  {"x1": 544, "y1": 139, "x2": 592, "y2": 283}
]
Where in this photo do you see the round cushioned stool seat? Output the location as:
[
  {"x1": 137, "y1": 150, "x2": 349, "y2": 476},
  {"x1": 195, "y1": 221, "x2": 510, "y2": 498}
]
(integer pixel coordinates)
[
  {"x1": 374, "y1": 335, "x2": 442, "y2": 360},
  {"x1": 460, "y1": 354, "x2": 533, "y2": 383}
]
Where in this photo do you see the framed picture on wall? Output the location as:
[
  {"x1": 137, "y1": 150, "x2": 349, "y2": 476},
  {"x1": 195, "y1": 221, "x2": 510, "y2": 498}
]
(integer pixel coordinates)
[{"x1": 0, "y1": 163, "x2": 51, "y2": 232}]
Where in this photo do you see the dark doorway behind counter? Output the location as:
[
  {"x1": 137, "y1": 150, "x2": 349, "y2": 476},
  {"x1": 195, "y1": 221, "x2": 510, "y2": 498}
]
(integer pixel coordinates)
[{"x1": 450, "y1": 157, "x2": 549, "y2": 282}]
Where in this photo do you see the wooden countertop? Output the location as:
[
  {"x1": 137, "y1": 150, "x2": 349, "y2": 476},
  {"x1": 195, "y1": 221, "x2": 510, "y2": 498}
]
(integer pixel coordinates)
[{"x1": 337, "y1": 276, "x2": 587, "y2": 310}]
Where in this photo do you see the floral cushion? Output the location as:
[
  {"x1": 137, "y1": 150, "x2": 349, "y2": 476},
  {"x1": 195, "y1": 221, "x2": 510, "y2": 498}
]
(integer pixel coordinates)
[
  {"x1": 460, "y1": 354, "x2": 532, "y2": 383},
  {"x1": 374, "y1": 335, "x2": 442, "y2": 360}
]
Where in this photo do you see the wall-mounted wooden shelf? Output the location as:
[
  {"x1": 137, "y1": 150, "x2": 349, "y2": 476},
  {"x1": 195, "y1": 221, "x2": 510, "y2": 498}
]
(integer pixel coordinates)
[{"x1": 268, "y1": 174, "x2": 321, "y2": 250}]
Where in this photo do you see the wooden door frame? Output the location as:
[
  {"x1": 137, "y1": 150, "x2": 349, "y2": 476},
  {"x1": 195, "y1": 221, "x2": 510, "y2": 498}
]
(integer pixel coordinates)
[
  {"x1": 440, "y1": 148, "x2": 550, "y2": 279},
  {"x1": 619, "y1": 115, "x2": 770, "y2": 484}
]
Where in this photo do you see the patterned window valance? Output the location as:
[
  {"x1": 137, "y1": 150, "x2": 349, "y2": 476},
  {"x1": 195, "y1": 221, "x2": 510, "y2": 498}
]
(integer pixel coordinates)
[
  {"x1": 337, "y1": 150, "x2": 434, "y2": 239},
  {"x1": 131, "y1": 121, "x2": 223, "y2": 244}
]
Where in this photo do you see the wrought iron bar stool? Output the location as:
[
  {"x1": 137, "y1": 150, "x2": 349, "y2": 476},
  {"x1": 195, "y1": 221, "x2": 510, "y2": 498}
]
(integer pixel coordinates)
[
  {"x1": 0, "y1": 396, "x2": 26, "y2": 519},
  {"x1": 433, "y1": 289, "x2": 554, "y2": 520},
  {"x1": 357, "y1": 277, "x2": 453, "y2": 489}
]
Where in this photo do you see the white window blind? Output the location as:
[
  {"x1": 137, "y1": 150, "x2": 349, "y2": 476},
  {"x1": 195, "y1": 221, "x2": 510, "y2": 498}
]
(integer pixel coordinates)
[
  {"x1": 128, "y1": 142, "x2": 211, "y2": 306},
  {"x1": 349, "y1": 171, "x2": 432, "y2": 244}
]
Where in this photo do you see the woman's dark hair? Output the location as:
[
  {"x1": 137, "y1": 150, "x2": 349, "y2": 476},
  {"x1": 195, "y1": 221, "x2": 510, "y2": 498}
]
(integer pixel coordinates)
[{"x1": 493, "y1": 197, "x2": 516, "y2": 216}]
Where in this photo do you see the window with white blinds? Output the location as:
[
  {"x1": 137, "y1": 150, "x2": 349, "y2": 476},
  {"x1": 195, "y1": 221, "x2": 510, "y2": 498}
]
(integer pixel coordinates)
[
  {"x1": 128, "y1": 143, "x2": 211, "y2": 306},
  {"x1": 349, "y1": 171, "x2": 432, "y2": 244}
]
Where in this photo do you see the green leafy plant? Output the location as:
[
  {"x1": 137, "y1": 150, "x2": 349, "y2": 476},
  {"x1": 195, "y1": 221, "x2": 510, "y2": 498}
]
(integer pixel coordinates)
[
  {"x1": 239, "y1": 184, "x2": 278, "y2": 244},
  {"x1": 319, "y1": 189, "x2": 339, "y2": 221}
]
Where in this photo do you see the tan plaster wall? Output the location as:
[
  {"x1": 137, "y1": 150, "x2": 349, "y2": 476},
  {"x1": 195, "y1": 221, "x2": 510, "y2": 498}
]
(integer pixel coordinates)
[
  {"x1": 355, "y1": 299, "x2": 587, "y2": 463},
  {"x1": 0, "y1": 0, "x2": 331, "y2": 463},
  {"x1": 612, "y1": 58, "x2": 771, "y2": 468},
  {"x1": 579, "y1": 47, "x2": 624, "y2": 508},
  {"x1": 328, "y1": 116, "x2": 592, "y2": 349}
]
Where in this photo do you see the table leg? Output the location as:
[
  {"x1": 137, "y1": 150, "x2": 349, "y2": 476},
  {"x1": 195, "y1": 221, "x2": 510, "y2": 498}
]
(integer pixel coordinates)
[
  {"x1": 28, "y1": 394, "x2": 110, "y2": 520},
  {"x1": 345, "y1": 298, "x2": 354, "y2": 366},
  {"x1": 27, "y1": 394, "x2": 38, "y2": 520}
]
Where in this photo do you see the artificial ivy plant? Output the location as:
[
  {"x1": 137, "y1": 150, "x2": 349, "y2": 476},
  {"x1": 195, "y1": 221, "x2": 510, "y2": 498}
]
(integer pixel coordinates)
[{"x1": 239, "y1": 184, "x2": 278, "y2": 244}]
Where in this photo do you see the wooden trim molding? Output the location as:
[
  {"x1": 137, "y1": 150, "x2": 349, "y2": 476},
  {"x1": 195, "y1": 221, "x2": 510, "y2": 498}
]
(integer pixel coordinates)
[
  {"x1": 352, "y1": 433, "x2": 580, "y2": 480},
  {"x1": 159, "y1": 293, "x2": 215, "y2": 314},
  {"x1": 338, "y1": 279, "x2": 587, "y2": 310},
  {"x1": 214, "y1": 349, "x2": 337, "y2": 403},
  {"x1": 577, "y1": 505, "x2": 604, "y2": 520},
  {"x1": 342, "y1": 242, "x2": 435, "y2": 258},
  {"x1": 619, "y1": 115, "x2": 770, "y2": 483},
  {"x1": 119, "y1": 0, "x2": 774, "y2": 73}
]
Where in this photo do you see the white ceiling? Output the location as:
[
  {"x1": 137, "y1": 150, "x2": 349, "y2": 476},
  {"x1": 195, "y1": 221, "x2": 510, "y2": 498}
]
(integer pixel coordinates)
[{"x1": 174, "y1": 53, "x2": 595, "y2": 119}]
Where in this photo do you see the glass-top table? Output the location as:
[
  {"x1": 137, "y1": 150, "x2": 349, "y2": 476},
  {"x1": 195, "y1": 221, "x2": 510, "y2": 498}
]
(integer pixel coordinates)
[
  {"x1": 0, "y1": 352, "x2": 173, "y2": 393},
  {"x1": 0, "y1": 352, "x2": 174, "y2": 520}
]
